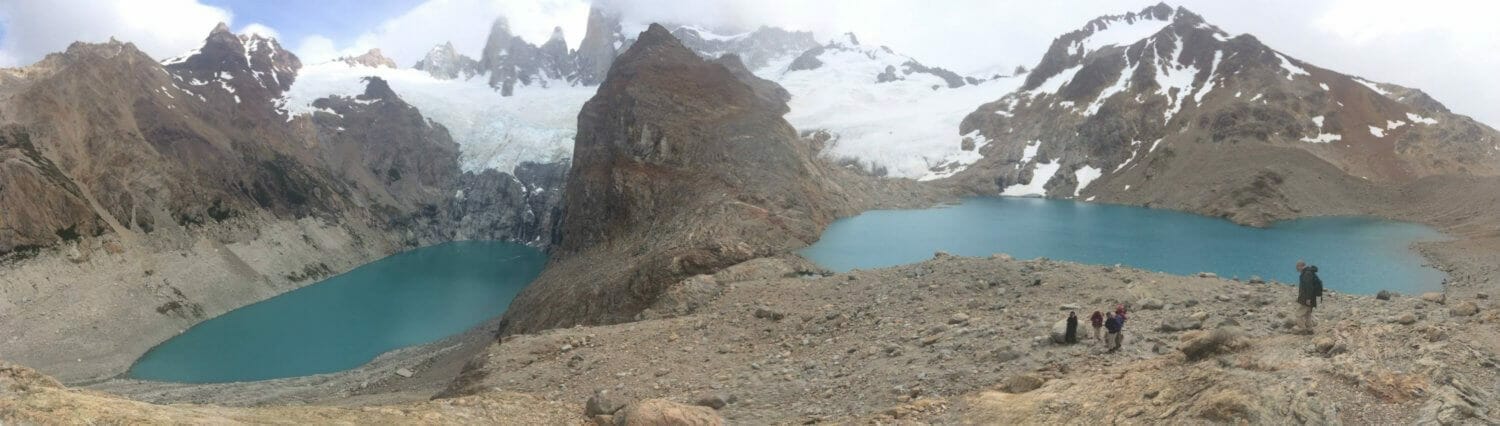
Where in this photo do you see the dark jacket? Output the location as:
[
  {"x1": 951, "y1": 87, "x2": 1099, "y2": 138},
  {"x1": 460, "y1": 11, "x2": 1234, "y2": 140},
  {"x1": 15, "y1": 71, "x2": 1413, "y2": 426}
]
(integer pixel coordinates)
[
  {"x1": 1090, "y1": 312, "x2": 1104, "y2": 327},
  {"x1": 1298, "y1": 265, "x2": 1324, "y2": 307},
  {"x1": 1104, "y1": 317, "x2": 1123, "y2": 334},
  {"x1": 1065, "y1": 315, "x2": 1079, "y2": 343}
]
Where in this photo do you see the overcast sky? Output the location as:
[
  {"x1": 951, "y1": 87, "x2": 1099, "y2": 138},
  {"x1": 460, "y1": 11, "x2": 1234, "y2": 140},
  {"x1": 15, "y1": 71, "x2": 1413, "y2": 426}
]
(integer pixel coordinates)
[{"x1": 2, "y1": 0, "x2": 1498, "y2": 126}]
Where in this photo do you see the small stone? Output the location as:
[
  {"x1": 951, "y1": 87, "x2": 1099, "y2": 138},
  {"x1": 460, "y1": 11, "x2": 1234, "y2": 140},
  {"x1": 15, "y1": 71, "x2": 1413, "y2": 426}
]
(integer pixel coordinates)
[
  {"x1": 1190, "y1": 311, "x2": 1209, "y2": 321},
  {"x1": 949, "y1": 313, "x2": 971, "y2": 325},
  {"x1": 394, "y1": 368, "x2": 414, "y2": 378},
  {"x1": 754, "y1": 307, "x2": 785, "y2": 321},
  {"x1": 1396, "y1": 313, "x2": 1418, "y2": 325},
  {"x1": 934, "y1": 250, "x2": 951, "y2": 258},
  {"x1": 1421, "y1": 292, "x2": 1446, "y2": 305},
  {"x1": 992, "y1": 253, "x2": 1013, "y2": 261},
  {"x1": 1138, "y1": 299, "x2": 1164, "y2": 310},
  {"x1": 1478, "y1": 293, "x2": 1490, "y2": 300},
  {"x1": 1247, "y1": 276, "x2": 1265, "y2": 284},
  {"x1": 1215, "y1": 294, "x2": 1232, "y2": 302},
  {"x1": 1198, "y1": 272, "x2": 1218, "y2": 279},
  {"x1": 1450, "y1": 301, "x2": 1479, "y2": 317},
  {"x1": 561, "y1": 344, "x2": 574, "y2": 352},
  {"x1": 1376, "y1": 290, "x2": 1393, "y2": 301},
  {"x1": 1060, "y1": 303, "x2": 1080, "y2": 311},
  {"x1": 694, "y1": 393, "x2": 735, "y2": 410}
]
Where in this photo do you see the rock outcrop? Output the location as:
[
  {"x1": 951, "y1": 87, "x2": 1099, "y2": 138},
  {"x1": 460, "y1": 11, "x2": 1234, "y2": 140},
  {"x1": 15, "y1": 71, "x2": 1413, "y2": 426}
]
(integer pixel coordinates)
[
  {"x1": 413, "y1": 42, "x2": 481, "y2": 80},
  {"x1": 336, "y1": 48, "x2": 397, "y2": 69},
  {"x1": 497, "y1": 24, "x2": 933, "y2": 334}
]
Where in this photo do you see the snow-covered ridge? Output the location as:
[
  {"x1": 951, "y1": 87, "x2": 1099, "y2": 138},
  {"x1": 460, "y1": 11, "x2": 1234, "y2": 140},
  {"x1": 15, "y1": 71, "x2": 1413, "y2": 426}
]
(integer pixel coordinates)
[
  {"x1": 283, "y1": 61, "x2": 590, "y2": 173},
  {"x1": 768, "y1": 32, "x2": 1019, "y2": 180}
]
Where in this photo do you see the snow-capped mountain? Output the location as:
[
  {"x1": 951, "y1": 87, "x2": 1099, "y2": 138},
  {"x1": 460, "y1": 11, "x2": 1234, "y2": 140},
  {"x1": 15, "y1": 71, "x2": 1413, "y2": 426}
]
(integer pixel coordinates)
[
  {"x1": 951, "y1": 3, "x2": 1500, "y2": 223},
  {"x1": 163, "y1": 22, "x2": 300, "y2": 112},
  {"x1": 412, "y1": 42, "x2": 480, "y2": 80}
]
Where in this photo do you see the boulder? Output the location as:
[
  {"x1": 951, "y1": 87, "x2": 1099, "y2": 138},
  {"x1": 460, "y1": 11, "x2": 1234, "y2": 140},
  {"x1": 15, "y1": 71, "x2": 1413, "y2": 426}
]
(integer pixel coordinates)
[
  {"x1": 1421, "y1": 292, "x2": 1446, "y2": 305},
  {"x1": 1157, "y1": 317, "x2": 1204, "y2": 332},
  {"x1": 1138, "y1": 299, "x2": 1164, "y2": 310},
  {"x1": 1396, "y1": 313, "x2": 1418, "y2": 325},
  {"x1": 1198, "y1": 272, "x2": 1218, "y2": 279},
  {"x1": 1050, "y1": 319, "x2": 1069, "y2": 344},
  {"x1": 612, "y1": 399, "x2": 725, "y2": 425},
  {"x1": 1001, "y1": 374, "x2": 1046, "y2": 393},
  {"x1": 1450, "y1": 301, "x2": 1479, "y2": 317},
  {"x1": 1060, "y1": 303, "x2": 1080, "y2": 311},
  {"x1": 693, "y1": 393, "x2": 735, "y2": 410},
  {"x1": 1376, "y1": 290, "x2": 1394, "y2": 300},
  {"x1": 753, "y1": 306, "x2": 785, "y2": 321},
  {"x1": 949, "y1": 313, "x2": 971, "y2": 325},
  {"x1": 1178, "y1": 327, "x2": 1247, "y2": 361},
  {"x1": 394, "y1": 368, "x2": 414, "y2": 378},
  {"x1": 586, "y1": 389, "x2": 629, "y2": 417},
  {"x1": 647, "y1": 275, "x2": 722, "y2": 318},
  {"x1": 1247, "y1": 276, "x2": 1265, "y2": 284}
]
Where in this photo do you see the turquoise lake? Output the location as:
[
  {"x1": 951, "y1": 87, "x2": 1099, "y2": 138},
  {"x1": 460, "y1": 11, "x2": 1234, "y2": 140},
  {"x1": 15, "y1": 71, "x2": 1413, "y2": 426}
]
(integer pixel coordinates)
[
  {"x1": 800, "y1": 197, "x2": 1447, "y2": 295},
  {"x1": 127, "y1": 241, "x2": 546, "y2": 383}
]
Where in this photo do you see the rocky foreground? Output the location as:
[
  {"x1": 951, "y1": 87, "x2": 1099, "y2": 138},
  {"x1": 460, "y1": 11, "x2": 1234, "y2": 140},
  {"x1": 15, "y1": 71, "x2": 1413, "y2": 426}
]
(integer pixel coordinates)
[{"x1": 7, "y1": 250, "x2": 1497, "y2": 424}]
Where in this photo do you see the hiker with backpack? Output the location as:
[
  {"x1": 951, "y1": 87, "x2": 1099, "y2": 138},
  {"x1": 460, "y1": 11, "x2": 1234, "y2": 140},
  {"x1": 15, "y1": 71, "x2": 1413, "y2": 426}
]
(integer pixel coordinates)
[{"x1": 1296, "y1": 260, "x2": 1324, "y2": 333}]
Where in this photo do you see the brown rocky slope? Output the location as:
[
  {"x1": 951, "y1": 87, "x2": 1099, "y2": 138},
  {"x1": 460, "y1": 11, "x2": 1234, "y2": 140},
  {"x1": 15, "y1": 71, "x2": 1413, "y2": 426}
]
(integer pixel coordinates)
[
  {"x1": 498, "y1": 24, "x2": 939, "y2": 335},
  {"x1": 0, "y1": 24, "x2": 563, "y2": 382}
]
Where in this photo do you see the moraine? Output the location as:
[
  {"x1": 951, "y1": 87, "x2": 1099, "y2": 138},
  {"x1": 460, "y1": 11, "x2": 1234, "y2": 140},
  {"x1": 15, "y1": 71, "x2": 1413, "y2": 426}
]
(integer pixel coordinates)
[
  {"x1": 127, "y1": 241, "x2": 545, "y2": 383},
  {"x1": 801, "y1": 197, "x2": 1446, "y2": 295}
]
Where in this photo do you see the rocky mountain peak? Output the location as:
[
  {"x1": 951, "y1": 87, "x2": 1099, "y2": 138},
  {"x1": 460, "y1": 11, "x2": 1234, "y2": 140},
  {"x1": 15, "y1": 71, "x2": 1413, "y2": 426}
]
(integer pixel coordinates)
[
  {"x1": 574, "y1": 5, "x2": 628, "y2": 86},
  {"x1": 338, "y1": 48, "x2": 397, "y2": 68},
  {"x1": 163, "y1": 24, "x2": 301, "y2": 106},
  {"x1": 413, "y1": 41, "x2": 480, "y2": 80},
  {"x1": 953, "y1": 3, "x2": 1500, "y2": 222},
  {"x1": 501, "y1": 24, "x2": 854, "y2": 332}
]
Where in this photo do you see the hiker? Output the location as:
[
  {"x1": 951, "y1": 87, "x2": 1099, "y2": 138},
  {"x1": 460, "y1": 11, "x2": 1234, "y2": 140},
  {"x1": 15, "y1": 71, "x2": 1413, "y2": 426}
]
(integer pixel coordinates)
[
  {"x1": 1115, "y1": 304, "x2": 1128, "y2": 324},
  {"x1": 1104, "y1": 311, "x2": 1124, "y2": 352},
  {"x1": 1089, "y1": 310, "x2": 1105, "y2": 343},
  {"x1": 1065, "y1": 311, "x2": 1079, "y2": 344},
  {"x1": 1296, "y1": 260, "x2": 1324, "y2": 333}
]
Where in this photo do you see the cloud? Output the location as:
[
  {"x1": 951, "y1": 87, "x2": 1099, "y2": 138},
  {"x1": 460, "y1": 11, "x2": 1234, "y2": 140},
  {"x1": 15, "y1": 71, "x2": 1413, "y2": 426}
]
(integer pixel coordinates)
[
  {"x1": 294, "y1": 35, "x2": 340, "y2": 64},
  {"x1": 238, "y1": 23, "x2": 281, "y2": 40},
  {"x1": 294, "y1": 0, "x2": 592, "y2": 67},
  {"x1": 0, "y1": 0, "x2": 232, "y2": 66}
]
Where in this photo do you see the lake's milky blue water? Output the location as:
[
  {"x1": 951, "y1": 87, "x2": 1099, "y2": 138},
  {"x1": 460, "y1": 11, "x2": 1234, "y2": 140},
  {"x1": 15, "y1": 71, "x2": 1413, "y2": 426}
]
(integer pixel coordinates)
[
  {"x1": 127, "y1": 241, "x2": 545, "y2": 383},
  {"x1": 800, "y1": 197, "x2": 1446, "y2": 295}
]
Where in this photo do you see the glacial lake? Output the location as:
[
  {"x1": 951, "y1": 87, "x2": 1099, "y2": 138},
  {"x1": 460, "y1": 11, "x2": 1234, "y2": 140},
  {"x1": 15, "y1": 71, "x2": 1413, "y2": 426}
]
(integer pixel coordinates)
[
  {"x1": 800, "y1": 197, "x2": 1447, "y2": 295},
  {"x1": 128, "y1": 241, "x2": 545, "y2": 383}
]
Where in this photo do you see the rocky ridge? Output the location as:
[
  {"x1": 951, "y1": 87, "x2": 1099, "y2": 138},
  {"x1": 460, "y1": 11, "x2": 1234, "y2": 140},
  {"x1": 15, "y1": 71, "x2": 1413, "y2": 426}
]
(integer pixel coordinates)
[{"x1": 948, "y1": 3, "x2": 1500, "y2": 225}]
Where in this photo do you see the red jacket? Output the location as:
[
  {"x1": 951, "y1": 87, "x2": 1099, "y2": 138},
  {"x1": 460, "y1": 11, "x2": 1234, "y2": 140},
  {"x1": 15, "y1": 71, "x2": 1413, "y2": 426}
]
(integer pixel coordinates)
[{"x1": 1089, "y1": 312, "x2": 1104, "y2": 327}]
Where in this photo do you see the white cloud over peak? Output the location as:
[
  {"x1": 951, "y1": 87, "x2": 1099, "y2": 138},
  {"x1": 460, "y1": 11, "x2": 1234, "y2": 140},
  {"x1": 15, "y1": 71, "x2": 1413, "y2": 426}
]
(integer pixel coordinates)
[
  {"x1": 238, "y1": 23, "x2": 281, "y2": 40},
  {"x1": 292, "y1": 0, "x2": 591, "y2": 67},
  {"x1": 0, "y1": 0, "x2": 233, "y2": 66}
]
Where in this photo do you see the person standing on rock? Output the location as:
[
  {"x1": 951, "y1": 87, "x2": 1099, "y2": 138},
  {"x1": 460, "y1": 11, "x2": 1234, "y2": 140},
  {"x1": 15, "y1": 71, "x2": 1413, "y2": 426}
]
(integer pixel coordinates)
[
  {"x1": 1089, "y1": 310, "x2": 1105, "y2": 343},
  {"x1": 1065, "y1": 311, "x2": 1079, "y2": 344},
  {"x1": 1296, "y1": 260, "x2": 1324, "y2": 334},
  {"x1": 1104, "y1": 312, "x2": 1124, "y2": 352}
]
